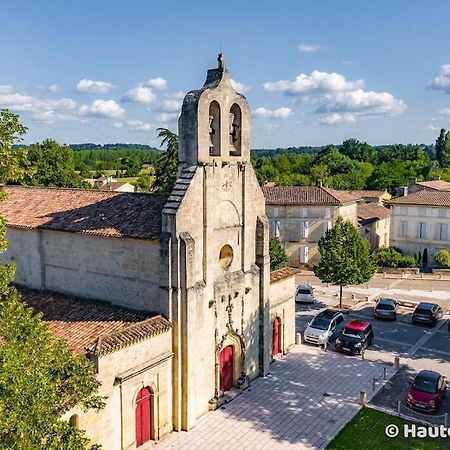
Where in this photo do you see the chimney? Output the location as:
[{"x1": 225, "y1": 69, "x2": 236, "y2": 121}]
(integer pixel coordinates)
[
  {"x1": 316, "y1": 179, "x2": 323, "y2": 188},
  {"x1": 434, "y1": 175, "x2": 441, "y2": 181},
  {"x1": 413, "y1": 177, "x2": 418, "y2": 184},
  {"x1": 395, "y1": 186, "x2": 408, "y2": 197}
]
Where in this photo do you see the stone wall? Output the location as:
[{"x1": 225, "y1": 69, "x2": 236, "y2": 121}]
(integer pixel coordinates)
[
  {"x1": 62, "y1": 331, "x2": 173, "y2": 449},
  {"x1": 3, "y1": 228, "x2": 162, "y2": 311}
]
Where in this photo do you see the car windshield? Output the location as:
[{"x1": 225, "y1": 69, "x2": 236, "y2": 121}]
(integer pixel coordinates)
[
  {"x1": 377, "y1": 303, "x2": 394, "y2": 310},
  {"x1": 299, "y1": 289, "x2": 312, "y2": 295},
  {"x1": 412, "y1": 376, "x2": 438, "y2": 394},
  {"x1": 309, "y1": 318, "x2": 329, "y2": 330},
  {"x1": 415, "y1": 308, "x2": 432, "y2": 316},
  {"x1": 342, "y1": 328, "x2": 363, "y2": 339}
]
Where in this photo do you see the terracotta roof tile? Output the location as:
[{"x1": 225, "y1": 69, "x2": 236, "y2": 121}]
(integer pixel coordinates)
[
  {"x1": 415, "y1": 180, "x2": 450, "y2": 191},
  {"x1": 388, "y1": 190, "x2": 450, "y2": 207},
  {"x1": 262, "y1": 186, "x2": 342, "y2": 205},
  {"x1": 19, "y1": 287, "x2": 172, "y2": 356},
  {"x1": 0, "y1": 186, "x2": 168, "y2": 240},
  {"x1": 357, "y1": 203, "x2": 390, "y2": 225},
  {"x1": 270, "y1": 267, "x2": 301, "y2": 283}
]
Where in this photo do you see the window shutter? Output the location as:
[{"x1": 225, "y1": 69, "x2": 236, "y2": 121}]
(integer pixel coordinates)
[
  {"x1": 304, "y1": 220, "x2": 309, "y2": 238},
  {"x1": 443, "y1": 224, "x2": 448, "y2": 241}
]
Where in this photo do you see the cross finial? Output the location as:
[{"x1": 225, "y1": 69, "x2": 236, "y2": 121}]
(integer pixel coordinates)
[{"x1": 217, "y1": 53, "x2": 224, "y2": 69}]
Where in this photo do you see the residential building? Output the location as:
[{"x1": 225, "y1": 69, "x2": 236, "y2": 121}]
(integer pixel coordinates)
[
  {"x1": 357, "y1": 203, "x2": 391, "y2": 250},
  {"x1": 0, "y1": 56, "x2": 296, "y2": 448},
  {"x1": 408, "y1": 177, "x2": 450, "y2": 194},
  {"x1": 83, "y1": 175, "x2": 135, "y2": 192},
  {"x1": 389, "y1": 190, "x2": 450, "y2": 263}
]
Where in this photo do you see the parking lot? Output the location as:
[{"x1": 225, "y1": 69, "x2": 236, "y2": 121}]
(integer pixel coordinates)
[{"x1": 295, "y1": 290, "x2": 450, "y2": 425}]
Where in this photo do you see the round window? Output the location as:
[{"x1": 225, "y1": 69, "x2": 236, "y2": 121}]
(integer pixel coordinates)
[{"x1": 219, "y1": 245, "x2": 234, "y2": 269}]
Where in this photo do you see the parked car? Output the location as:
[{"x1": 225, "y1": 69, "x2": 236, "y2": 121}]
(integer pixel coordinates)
[
  {"x1": 406, "y1": 370, "x2": 447, "y2": 413},
  {"x1": 374, "y1": 298, "x2": 398, "y2": 321},
  {"x1": 412, "y1": 302, "x2": 444, "y2": 327},
  {"x1": 295, "y1": 284, "x2": 315, "y2": 303},
  {"x1": 335, "y1": 320, "x2": 374, "y2": 355},
  {"x1": 303, "y1": 309, "x2": 345, "y2": 346}
]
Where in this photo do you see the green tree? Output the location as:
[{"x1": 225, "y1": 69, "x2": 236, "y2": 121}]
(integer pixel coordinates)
[
  {"x1": 0, "y1": 109, "x2": 28, "y2": 185},
  {"x1": 341, "y1": 139, "x2": 375, "y2": 163},
  {"x1": 23, "y1": 139, "x2": 83, "y2": 188},
  {"x1": 0, "y1": 115, "x2": 104, "y2": 449},
  {"x1": 152, "y1": 128, "x2": 179, "y2": 193},
  {"x1": 313, "y1": 217, "x2": 377, "y2": 308},
  {"x1": 434, "y1": 249, "x2": 450, "y2": 269},
  {"x1": 435, "y1": 128, "x2": 450, "y2": 168},
  {"x1": 269, "y1": 237, "x2": 288, "y2": 270}
]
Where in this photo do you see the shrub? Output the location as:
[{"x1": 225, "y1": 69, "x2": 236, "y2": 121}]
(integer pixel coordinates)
[
  {"x1": 397, "y1": 255, "x2": 418, "y2": 268},
  {"x1": 434, "y1": 249, "x2": 450, "y2": 269},
  {"x1": 375, "y1": 247, "x2": 402, "y2": 267}
]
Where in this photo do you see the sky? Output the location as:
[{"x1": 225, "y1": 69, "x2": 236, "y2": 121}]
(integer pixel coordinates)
[{"x1": 1, "y1": 0, "x2": 450, "y2": 148}]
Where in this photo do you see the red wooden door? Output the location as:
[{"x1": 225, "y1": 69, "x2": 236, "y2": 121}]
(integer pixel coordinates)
[
  {"x1": 272, "y1": 317, "x2": 281, "y2": 355},
  {"x1": 220, "y1": 345, "x2": 234, "y2": 392},
  {"x1": 135, "y1": 387, "x2": 153, "y2": 446}
]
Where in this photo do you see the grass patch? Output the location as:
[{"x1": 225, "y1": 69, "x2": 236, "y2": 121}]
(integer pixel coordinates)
[
  {"x1": 326, "y1": 407, "x2": 450, "y2": 450},
  {"x1": 116, "y1": 177, "x2": 138, "y2": 184}
]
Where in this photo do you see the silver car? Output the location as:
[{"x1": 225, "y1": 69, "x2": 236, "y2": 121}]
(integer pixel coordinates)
[
  {"x1": 296, "y1": 285, "x2": 315, "y2": 303},
  {"x1": 374, "y1": 298, "x2": 398, "y2": 321}
]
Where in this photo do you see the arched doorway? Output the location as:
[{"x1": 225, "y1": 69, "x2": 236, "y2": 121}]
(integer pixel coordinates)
[
  {"x1": 135, "y1": 386, "x2": 154, "y2": 447},
  {"x1": 220, "y1": 345, "x2": 234, "y2": 392},
  {"x1": 272, "y1": 317, "x2": 282, "y2": 356}
]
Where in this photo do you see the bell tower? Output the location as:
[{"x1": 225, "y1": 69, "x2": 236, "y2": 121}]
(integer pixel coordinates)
[{"x1": 178, "y1": 54, "x2": 251, "y2": 168}]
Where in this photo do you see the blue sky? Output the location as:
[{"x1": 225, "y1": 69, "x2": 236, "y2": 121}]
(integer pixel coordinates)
[{"x1": 1, "y1": 0, "x2": 450, "y2": 148}]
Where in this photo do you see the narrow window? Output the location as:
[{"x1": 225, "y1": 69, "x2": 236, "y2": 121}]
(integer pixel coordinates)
[
  {"x1": 229, "y1": 103, "x2": 242, "y2": 156},
  {"x1": 209, "y1": 101, "x2": 221, "y2": 156}
]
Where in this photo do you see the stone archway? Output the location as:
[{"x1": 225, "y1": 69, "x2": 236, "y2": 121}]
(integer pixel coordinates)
[{"x1": 216, "y1": 329, "x2": 244, "y2": 395}]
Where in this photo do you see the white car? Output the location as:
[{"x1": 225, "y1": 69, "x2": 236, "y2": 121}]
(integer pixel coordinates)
[
  {"x1": 304, "y1": 310, "x2": 345, "y2": 346},
  {"x1": 296, "y1": 284, "x2": 315, "y2": 303}
]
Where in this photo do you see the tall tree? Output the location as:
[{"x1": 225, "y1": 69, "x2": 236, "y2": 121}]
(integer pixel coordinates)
[
  {"x1": 435, "y1": 128, "x2": 450, "y2": 168},
  {"x1": 152, "y1": 128, "x2": 179, "y2": 193},
  {"x1": 269, "y1": 237, "x2": 288, "y2": 270},
  {"x1": 313, "y1": 217, "x2": 377, "y2": 308},
  {"x1": 0, "y1": 109, "x2": 28, "y2": 186},
  {"x1": 0, "y1": 114, "x2": 104, "y2": 449}
]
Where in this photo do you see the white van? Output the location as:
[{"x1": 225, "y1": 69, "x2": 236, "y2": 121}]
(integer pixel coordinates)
[{"x1": 295, "y1": 284, "x2": 315, "y2": 303}]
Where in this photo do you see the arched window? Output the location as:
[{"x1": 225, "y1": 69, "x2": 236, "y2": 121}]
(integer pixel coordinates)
[
  {"x1": 272, "y1": 317, "x2": 282, "y2": 356},
  {"x1": 229, "y1": 103, "x2": 242, "y2": 156},
  {"x1": 135, "y1": 386, "x2": 154, "y2": 446},
  {"x1": 69, "y1": 414, "x2": 79, "y2": 428},
  {"x1": 209, "y1": 101, "x2": 221, "y2": 156}
]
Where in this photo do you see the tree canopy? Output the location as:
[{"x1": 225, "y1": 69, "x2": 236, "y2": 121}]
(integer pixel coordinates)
[
  {"x1": 269, "y1": 237, "x2": 288, "y2": 270},
  {"x1": 151, "y1": 127, "x2": 179, "y2": 193},
  {"x1": 313, "y1": 217, "x2": 377, "y2": 307}
]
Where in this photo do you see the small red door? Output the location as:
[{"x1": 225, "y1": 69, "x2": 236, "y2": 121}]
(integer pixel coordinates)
[
  {"x1": 220, "y1": 345, "x2": 234, "y2": 392},
  {"x1": 272, "y1": 317, "x2": 281, "y2": 356},
  {"x1": 135, "y1": 387, "x2": 153, "y2": 446}
]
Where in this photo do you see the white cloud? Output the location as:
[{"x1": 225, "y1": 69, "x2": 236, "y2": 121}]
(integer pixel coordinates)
[
  {"x1": 252, "y1": 107, "x2": 293, "y2": 119},
  {"x1": 230, "y1": 79, "x2": 251, "y2": 93},
  {"x1": 155, "y1": 98, "x2": 183, "y2": 113},
  {"x1": 0, "y1": 85, "x2": 15, "y2": 94},
  {"x1": 155, "y1": 112, "x2": 179, "y2": 123},
  {"x1": 32, "y1": 111, "x2": 77, "y2": 124},
  {"x1": 297, "y1": 43, "x2": 326, "y2": 53},
  {"x1": 423, "y1": 124, "x2": 440, "y2": 131},
  {"x1": 38, "y1": 84, "x2": 60, "y2": 93},
  {"x1": 122, "y1": 86, "x2": 156, "y2": 104},
  {"x1": 263, "y1": 70, "x2": 364, "y2": 95},
  {"x1": 79, "y1": 99, "x2": 125, "y2": 119},
  {"x1": 144, "y1": 77, "x2": 168, "y2": 90},
  {"x1": 166, "y1": 90, "x2": 185, "y2": 100},
  {"x1": 315, "y1": 89, "x2": 406, "y2": 116},
  {"x1": 76, "y1": 79, "x2": 116, "y2": 94},
  {"x1": 126, "y1": 120, "x2": 155, "y2": 131},
  {"x1": 113, "y1": 122, "x2": 124, "y2": 128},
  {"x1": 428, "y1": 65, "x2": 450, "y2": 94},
  {"x1": 318, "y1": 113, "x2": 356, "y2": 125},
  {"x1": 438, "y1": 107, "x2": 450, "y2": 117}
]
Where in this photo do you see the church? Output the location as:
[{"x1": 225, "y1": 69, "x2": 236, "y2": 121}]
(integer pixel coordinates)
[{"x1": 0, "y1": 55, "x2": 296, "y2": 449}]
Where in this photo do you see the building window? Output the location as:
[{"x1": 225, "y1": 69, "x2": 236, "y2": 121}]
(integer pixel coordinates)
[
  {"x1": 136, "y1": 387, "x2": 154, "y2": 446},
  {"x1": 324, "y1": 220, "x2": 332, "y2": 233},
  {"x1": 208, "y1": 101, "x2": 221, "y2": 157},
  {"x1": 219, "y1": 245, "x2": 234, "y2": 269},
  {"x1": 69, "y1": 415, "x2": 79, "y2": 428},
  {"x1": 301, "y1": 207, "x2": 308, "y2": 218},
  {"x1": 435, "y1": 223, "x2": 449, "y2": 241},
  {"x1": 417, "y1": 222, "x2": 427, "y2": 239},
  {"x1": 300, "y1": 246, "x2": 309, "y2": 263},
  {"x1": 324, "y1": 208, "x2": 331, "y2": 218},
  {"x1": 273, "y1": 207, "x2": 279, "y2": 218},
  {"x1": 300, "y1": 220, "x2": 309, "y2": 238},
  {"x1": 229, "y1": 103, "x2": 242, "y2": 156},
  {"x1": 274, "y1": 220, "x2": 281, "y2": 238},
  {"x1": 439, "y1": 209, "x2": 448, "y2": 218},
  {"x1": 399, "y1": 221, "x2": 408, "y2": 237}
]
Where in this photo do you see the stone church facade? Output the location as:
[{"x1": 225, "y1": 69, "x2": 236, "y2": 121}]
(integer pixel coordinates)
[{"x1": 0, "y1": 55, "x2": 296, "y2": 449}]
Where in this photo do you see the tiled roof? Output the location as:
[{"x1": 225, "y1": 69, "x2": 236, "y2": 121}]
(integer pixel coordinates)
[
  {"x1": 262, "y1": 186, "x2": 342, "y2": 205},
  {"x1": 415, "y1": 180, "x2": 450, "y2": 191},
  {"x1": 262, "y1": 186, "x2": 387, "y2": 206},
  {"x1": 388, "y1": 190, "x2": 450, "y2": 207},
  {"x1": 270, "y1": 267, "x2": 301, "y2": 283},
  {"x1": 0, "y1": 186, "x2": 168, "y2": 240},
  {"x1": 19, "y1": 287, "x2": 172, "y2": 356},
  {"x1": 357, "y1": 203, "x2": 390, "y2": 225}
]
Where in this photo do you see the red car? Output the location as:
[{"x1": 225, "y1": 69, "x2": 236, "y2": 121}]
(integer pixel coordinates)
[
  {"x1": 335, "y1": 320, "x2": 374, "y2": 355},
  {"x1": 406, "y1": 370, "x2": 447, "y2": 412}
]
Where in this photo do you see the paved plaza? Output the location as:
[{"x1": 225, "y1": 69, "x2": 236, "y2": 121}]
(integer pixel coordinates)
[{"x1": 156, "y1": 346, "x2": 394, "y2": 449}]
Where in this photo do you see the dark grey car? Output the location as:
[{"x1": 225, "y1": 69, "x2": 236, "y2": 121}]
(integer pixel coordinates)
[
  {"x1": 412, "y1": 302, "x2": 444, "y2": 327},
  {"x1": 374, "y1": 298, "x2": 398, "y2": 321}
]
